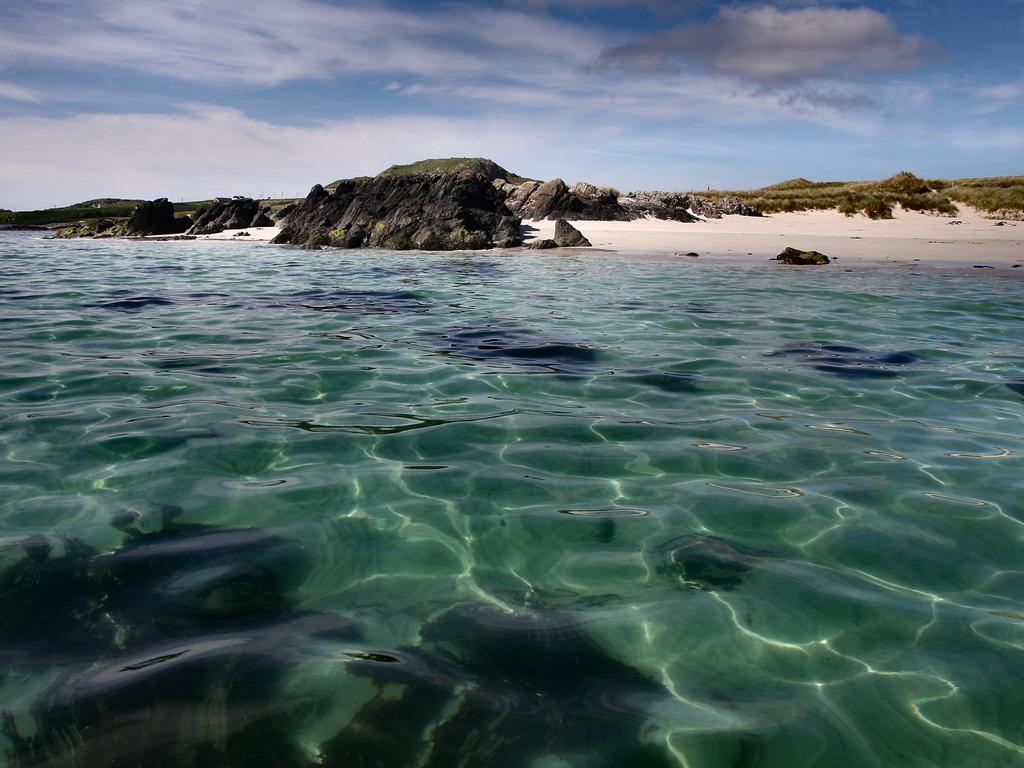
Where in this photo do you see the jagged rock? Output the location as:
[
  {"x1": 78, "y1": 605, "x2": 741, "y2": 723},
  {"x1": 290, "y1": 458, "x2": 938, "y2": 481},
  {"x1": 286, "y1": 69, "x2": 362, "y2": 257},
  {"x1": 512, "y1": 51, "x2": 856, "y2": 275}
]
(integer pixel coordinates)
[
  {"x1": 187, "y1": 197, "x2": 266, "y2": 235},
  {"x1": 510, "y1": 179, "x2": 630, "y2": 221},
  {"x1": 692, "y1": 196, "x2": 761, "y2": 218},
  {"x1": 526, "y1": 239, "x2": 559, "y2": 250},
  {"x1": 554, "y1": 219, "x2": 591, "y2": 247},
  {"x1": 52, "y1": 218, "x2": 127, "y2": 239},
  {"x1": 272, "y1": 203, "x2": 296, "y2": 221},
  {"x1": 124, "y1": 198, "x2": 191, "y2": 236},
  {"x1": 776, "y1": 247, "x2": 830, "y2": 265},
  {"x1": 620, "y1": 191, "x2": 699, "y2": 223},
  {"x1": 250, "y1": 207, "x2": 275, "y2": 227},
  {"x1": 273, "y1": 172, "x2": 522, "y2": 251}
]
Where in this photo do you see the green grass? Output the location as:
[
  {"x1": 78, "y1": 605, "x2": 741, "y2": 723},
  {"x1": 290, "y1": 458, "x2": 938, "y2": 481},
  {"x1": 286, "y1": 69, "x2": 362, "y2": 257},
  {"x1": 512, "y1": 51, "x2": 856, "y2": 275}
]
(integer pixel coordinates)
[
  {"x1": 691, "y1": 172, "x2": 1000, "y2": 218},
  {"x1": 326, "y1": 157, "x2": 538, "y2": 186},
  {"x1": 2, "y1": 197, "x2": 303, "y2": 228}
]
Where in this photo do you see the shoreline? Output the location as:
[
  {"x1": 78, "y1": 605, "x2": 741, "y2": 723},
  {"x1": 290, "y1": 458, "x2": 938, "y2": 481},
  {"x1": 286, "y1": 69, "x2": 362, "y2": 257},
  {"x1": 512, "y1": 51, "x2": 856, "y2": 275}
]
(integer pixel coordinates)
[
  {"x1": 14, "y1": 205, "x2": 1022, "y2": 268},
  {"x1": 522, "y1": 205, "x2": 1023, "y2": 267}
]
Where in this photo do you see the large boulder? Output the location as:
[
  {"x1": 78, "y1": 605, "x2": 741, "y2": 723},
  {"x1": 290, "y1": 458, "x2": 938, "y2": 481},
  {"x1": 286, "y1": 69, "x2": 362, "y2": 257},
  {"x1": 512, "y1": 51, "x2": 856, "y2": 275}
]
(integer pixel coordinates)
[
  {"x1": 691, "y1": 195, "x2": 761, "y2": 219},
  {"x1": 273, "y1": 171, "x2": 522, "y2": 250},
  {"x1": 776, "y1": 247, "x2": 830, "y2": 265},
  {"x1": 124, "y1": 198, "x2": 191, "y2": 236},
  {"x1": 187, "y1": 197, "x2": 270, "y2": 235},
  {"x1": 510, "y1": 179, "x2": 631, "y2": 221},
  {"x1": 620, "y1": 191, "x2": 699, "y2": 222},
  {"x1": 554, "y1": 219, "x2": 591, "y2": 247}
]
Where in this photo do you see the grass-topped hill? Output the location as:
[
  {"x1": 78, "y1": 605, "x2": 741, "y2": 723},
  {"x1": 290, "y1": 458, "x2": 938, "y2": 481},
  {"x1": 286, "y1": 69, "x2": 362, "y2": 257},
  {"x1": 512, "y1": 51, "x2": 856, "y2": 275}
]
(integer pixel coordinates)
[
  {"x1": 0, "y1": 196, "x2": 303, "y2": 229},
  {"x1": 326, "y1": 158, "x2": 538, "y2": 189},
  {"x1": 696, "y1": 172, "x2": 1024, "y2": 219}
]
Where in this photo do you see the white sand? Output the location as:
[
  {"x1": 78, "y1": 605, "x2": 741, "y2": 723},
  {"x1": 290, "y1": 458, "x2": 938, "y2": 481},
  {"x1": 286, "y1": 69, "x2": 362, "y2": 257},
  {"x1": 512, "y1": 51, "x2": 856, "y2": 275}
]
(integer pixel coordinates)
[
  {"x1": 194, "y1": 226, "x2": 280, "y2": 241},
  {"x1": 522, "y1": 206, "x2": 1023, "y2": 266}
]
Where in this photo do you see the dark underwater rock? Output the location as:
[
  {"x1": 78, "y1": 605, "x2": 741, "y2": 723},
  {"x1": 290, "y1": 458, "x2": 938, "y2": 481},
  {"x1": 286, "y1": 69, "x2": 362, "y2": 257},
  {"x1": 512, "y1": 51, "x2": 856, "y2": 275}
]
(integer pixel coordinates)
[
  {"x1": 650, "y1": 534, "x2": 763, "y2": 590},
  {"x1": 322, "y1": 603, "x2": 678, "y2": 768},
  {"x1": 426, "y1": 324, "x2": 603, "y2": 374},
  {"x1": 273, "y1": 172, "x2": 522, "y2": 250},
  {"x1": 771, "y1": 342, "x2": 920, "y2": 378},
  {"x1": 124, "y1": 198, "x2": 192, "y2": 236},
  {"x1": 776, "y1": 247, "x2": 830, "y2": 265},
  {"x1": 554, "y1": 219, "x2": 591, "y2": 247},
  {"x1": 0, "y1": 508, "x2": 358, "y2": 768}
]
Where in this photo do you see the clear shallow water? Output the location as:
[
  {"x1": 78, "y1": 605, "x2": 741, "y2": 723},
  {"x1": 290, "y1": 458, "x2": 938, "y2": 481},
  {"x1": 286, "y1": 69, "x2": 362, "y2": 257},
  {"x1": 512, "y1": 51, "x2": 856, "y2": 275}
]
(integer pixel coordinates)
[{"x1": 1, "y1": 232, "x2": 1024, "y2": 767}]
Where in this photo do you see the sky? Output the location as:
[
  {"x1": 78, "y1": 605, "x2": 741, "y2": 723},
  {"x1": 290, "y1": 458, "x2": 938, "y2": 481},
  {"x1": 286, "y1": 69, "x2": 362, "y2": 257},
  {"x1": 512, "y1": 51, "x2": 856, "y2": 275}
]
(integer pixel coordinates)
[{"x1": 0, "y1": 0, "x2": 1022, "y2": 209}]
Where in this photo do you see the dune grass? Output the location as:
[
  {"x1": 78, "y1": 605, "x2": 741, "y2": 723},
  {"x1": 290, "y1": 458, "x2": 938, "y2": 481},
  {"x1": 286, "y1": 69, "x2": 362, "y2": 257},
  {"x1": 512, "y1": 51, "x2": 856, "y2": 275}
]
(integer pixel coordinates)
[{"x1": 694, "y1": 172, "x2": 1023, "y2": 219}]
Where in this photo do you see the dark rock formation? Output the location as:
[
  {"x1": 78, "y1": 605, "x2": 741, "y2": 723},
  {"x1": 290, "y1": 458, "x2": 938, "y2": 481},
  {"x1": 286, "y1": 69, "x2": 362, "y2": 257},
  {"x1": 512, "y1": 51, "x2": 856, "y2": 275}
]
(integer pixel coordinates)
[
  {"x1": 620, "y1": 191, "x2": 761, "y2": 221},
  {"x1": 124, "y1": 198, "x2": 192, "y2": 236},
  {"x1": 53, "y1": 218, "x2": 126, "y2": 239},
  {"x1": 770, "y1": 342, "x2": 919, "y2": 378},
  {"x1": 186, "y1": 197, "x2": 273, "y2": 235},
  {"x1": 620, "y1": 191, "x2": 698, "y2": 223},
  {"x1": 691, "y1": 195, "x2": 761, "y2": 218},
  {"x1": 526, "y1": 239, "x2": 559, "y2": 250},
  {"x1": 554, "y1": 219, "x2": 591, "y2": 247},
  {"x1": 273, "y1": 172, "x2": 522, "y2": 250},
  {"x1": 776, "y1": 247, "x2": 830, "y2": 265},
  {"x1": 503, "y1": 179, "x2": 631, "y2": 221}
]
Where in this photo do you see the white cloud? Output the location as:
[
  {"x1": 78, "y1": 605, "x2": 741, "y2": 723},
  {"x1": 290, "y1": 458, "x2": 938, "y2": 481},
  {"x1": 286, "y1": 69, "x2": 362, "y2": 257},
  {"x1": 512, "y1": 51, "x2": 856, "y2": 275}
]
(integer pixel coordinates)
[
  {"x1": 602, "y1": 5, "x2": 931, "y2": 84},
  {"x1": 0, "y1": 105, "x2": 565, "y2": 209},
  {"x1": 0, "y1": 0, "x2": 603, "y2": 86}
]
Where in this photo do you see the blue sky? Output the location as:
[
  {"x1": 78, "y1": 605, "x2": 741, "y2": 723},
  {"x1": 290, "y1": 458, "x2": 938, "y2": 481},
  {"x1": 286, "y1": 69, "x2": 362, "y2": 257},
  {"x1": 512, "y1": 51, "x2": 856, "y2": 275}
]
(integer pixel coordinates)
[{"x1": 1, "y1": 0, "x2": 1022, "y2": 209}]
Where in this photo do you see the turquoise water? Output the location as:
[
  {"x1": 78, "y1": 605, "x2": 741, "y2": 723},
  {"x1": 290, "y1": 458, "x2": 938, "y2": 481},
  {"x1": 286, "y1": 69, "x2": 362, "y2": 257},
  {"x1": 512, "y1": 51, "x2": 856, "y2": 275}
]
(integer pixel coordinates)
[{"x1": 2, "y1": 232, "x2": 1024, "y2": 767}]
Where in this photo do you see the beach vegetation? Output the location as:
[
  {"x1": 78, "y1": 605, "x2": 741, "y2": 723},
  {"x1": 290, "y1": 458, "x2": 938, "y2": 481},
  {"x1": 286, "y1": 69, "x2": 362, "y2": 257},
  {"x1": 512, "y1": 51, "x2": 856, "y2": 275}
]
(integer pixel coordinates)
[{"x1": 693, "y1": 171, "x2": 1010, "y2": 218}]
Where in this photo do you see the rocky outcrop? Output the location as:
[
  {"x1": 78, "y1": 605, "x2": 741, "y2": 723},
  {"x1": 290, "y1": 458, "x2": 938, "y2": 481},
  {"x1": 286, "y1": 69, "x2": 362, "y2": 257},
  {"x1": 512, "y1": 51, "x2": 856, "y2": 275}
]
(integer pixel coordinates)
[
  {"x1": 554, "y1": 219, "x2": 591, "y2": 247},
  {"x1": 619, "y1": 192, "x2": 699, "y2": 223},
  {"x1": 620, "y1": 192, "x2": 761, "y2": 221},
  {"x1": 273, "y1": 172, "x2": 522, "y2": 250},
  {"x1": 186, "y1": 197, "x2": 274, "y2": 235},
  {"x1": 53, "y1": 218, "x2": 127, "y2": 239},
  {"x1": 690, "y1": 196, "x2": 761, "y2": 219},
  {"x1": 124, "y1": 199, "x2": 192, "y2": 236},
  {"x1": 776, "y1": 247, "x2": 830, "y2": 265},
  {"x1": 499, "y1": 180, "x2": 762, "y2": 223},
  {"x1": 499, "y1": 179, "x2": 631, "y2": 221}
]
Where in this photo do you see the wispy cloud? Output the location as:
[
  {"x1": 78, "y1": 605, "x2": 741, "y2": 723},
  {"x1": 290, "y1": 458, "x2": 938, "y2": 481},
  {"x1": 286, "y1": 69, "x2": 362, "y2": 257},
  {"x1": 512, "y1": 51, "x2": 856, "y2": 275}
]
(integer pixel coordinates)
[
  {"x1": 0, "y1": 0, "x2": 602, "y2": 86},
  {"x1": 601, "y1": 5, "x2": 933, "y2": 84},
  {"x1": 0, "y1": 80, "x2": 43, "y2": 103},
  {"x1": 0, "y1": 105, "x2": 564, "y2": 209}
]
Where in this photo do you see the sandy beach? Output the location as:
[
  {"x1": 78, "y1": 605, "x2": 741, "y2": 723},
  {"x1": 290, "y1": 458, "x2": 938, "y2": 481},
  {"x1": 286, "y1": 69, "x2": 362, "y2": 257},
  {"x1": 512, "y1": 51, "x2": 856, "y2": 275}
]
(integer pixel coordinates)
[
  {"x1": 523, "y1": 205, "x2": 1023, "y2": 266},
  {"x1": 162, "y1": 206, "x2": 1023, "y2": 267}
]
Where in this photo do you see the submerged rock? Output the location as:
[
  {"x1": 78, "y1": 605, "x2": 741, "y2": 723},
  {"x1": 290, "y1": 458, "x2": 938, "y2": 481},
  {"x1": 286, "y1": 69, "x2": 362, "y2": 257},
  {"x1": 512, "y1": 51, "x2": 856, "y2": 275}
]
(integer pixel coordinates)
[
  {"x1": 322, "y1": 603, "x2": 678, "y2": 768},
  {"x1": 650, "y1": 534, "x2": 763, "y2": 591},
  {"x1": 554, "y1": 219, "x2": 591, "y2": 247},
  {"x1": 771, "y1": 342, "x2": 919, "y2": 378},
  {"x1": 273, "y1": 172, "x2": 522, "y2": 250},
  {"x1": 776, "y1": 247, "x2": 830, "y2": 265},
  {"x1": 1, "y1": 507, "x2": 359, "y2": 768}
]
